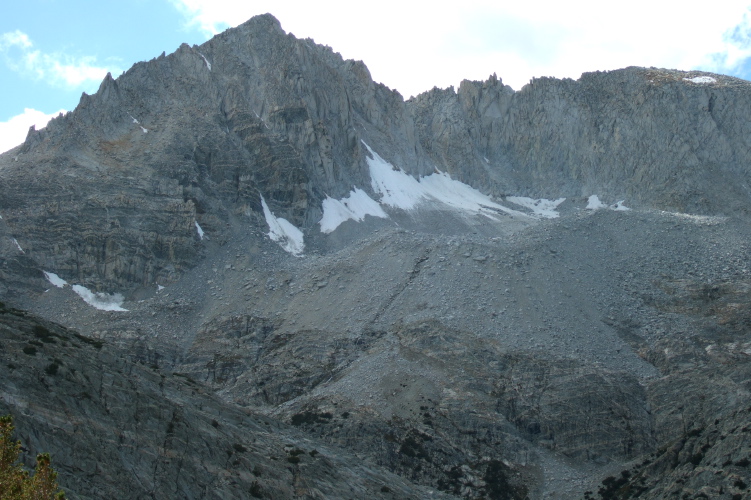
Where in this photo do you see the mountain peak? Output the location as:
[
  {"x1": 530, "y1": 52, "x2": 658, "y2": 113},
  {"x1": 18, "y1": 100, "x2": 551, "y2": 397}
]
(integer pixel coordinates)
[{"x1": 238, "y1": 12, "x2": 284, "y2": 32}]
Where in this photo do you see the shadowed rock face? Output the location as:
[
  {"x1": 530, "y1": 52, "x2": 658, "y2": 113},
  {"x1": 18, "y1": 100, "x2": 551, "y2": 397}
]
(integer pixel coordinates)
[
  {"x1": 0, "y1": 304, "x2": 454, "y2": 499},
  {"x1": 1, "y1": 13, "x2": 751, "y2": 500}
]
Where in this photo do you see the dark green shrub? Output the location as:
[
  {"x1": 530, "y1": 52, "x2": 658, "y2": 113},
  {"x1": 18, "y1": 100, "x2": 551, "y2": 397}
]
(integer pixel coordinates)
[
  {"x1": 290, "y1": 410, "x2": 333, "y2": 426},
  {"x1": 32, "y1": 325, "x2": 56, "y2": 343}
]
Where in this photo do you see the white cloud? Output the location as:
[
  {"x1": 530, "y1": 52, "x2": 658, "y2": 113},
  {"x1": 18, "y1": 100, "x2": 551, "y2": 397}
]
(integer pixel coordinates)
[
  {"x1": 0, "y1": 30, "x2": 32, "y2": 49},
  {"x1": 0, "y1": 108, "x2": 65, "y2": 154},
  {"x1": 170, "y1": 1, "x2": 751, "y2": 95},
  {"x1": 702, "y1": 10, "x2": 751, "y2": 75},
  {"x1": 0, "y1": 30, "x2": 119, "y2": 89}
]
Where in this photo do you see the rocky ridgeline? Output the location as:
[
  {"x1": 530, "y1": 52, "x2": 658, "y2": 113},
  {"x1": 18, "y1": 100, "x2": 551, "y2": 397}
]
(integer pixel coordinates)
[
  {"x1": 410, "y1": 68, "x2": 751, "y2": 214},
  {"x1": 1, "y1": 14, "x2": 750, "y2": 293}
]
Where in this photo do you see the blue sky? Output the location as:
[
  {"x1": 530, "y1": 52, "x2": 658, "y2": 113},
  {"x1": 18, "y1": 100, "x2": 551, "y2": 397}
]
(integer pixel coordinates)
[
  {"x1": 2, "y1": 0, "x2": 751, "y2": 153},
  {"x1": 0, "y1": 0, "x2": 206, "y2": 142}
]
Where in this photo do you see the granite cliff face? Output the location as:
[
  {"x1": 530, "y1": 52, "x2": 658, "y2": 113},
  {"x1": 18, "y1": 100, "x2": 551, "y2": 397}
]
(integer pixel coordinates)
[
  {"x1": 1, "y1": 13, "x2": 751, "y2": 500},
  {"x1": 410, "y1": 68, "x2": 751, "y2": 214}
]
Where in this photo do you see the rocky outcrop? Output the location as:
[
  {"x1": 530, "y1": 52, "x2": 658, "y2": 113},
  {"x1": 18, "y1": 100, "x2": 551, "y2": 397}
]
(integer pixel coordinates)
[
  {"x1": 588, "y1": 404, "x2": 751, "y2": 499},
  {"x1": 410, "y1": 68, "x2": 751, "y2": 214},
  {"x1": 0, "y1": 303, "x2": 452, "y2": 499}
]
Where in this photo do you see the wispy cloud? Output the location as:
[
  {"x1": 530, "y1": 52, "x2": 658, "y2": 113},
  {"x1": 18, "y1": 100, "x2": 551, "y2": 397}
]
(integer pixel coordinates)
[
  {"x1": 0, "y1": 30, "x2": 120, "y2": 89},
  {"x1": 0, "y1": 31, "x2": 33, "y2": 49},
  {"x1": 702, "y1": 10, "x2": 751, "y2": 79},
  {"x1": 168, "y1": 0, "x2": 236, "y2": 36},
  {"x1": 0, "y1": 107, "x2": 65, "y2": 154}
]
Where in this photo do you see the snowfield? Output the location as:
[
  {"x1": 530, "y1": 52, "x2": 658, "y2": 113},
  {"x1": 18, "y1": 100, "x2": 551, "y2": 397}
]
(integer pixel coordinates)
[
  {"x1": 320, "y1": 188, "x2": 388, "y2": 233},
  {"x1": 44, "y1": 271, "x2": 67, "y2": 288},
  {"x1": 684, "y1": 76, "x2": 716, "y2": 84},
  {"x1": 362, "y1": 142, "x2": 525, "y2": 219},
  {"x1": 318, "y1": 144, "x2": 636, "y2": 234},
  {"x1": 261, "y1": 196, "x2": 305, "y2": 256},
  {"x1": 364, "y1": 143, "x2": 426, "y2": 210}
]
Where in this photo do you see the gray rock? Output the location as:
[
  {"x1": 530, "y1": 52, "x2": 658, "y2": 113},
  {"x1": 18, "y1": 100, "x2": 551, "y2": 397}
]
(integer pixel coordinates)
[{"x1": 0, "y1": 12, "x2": 750, "y2": 500}]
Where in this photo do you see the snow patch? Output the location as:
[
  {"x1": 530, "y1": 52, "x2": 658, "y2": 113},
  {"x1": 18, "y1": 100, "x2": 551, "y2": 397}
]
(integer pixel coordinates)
[
  {"x1": 198, "y1": 52, "x2": 211, "y2": 71},
  {"x1": 586, "y1": 195, "x2": 608, "y2": 210},
  {"x1": 43, "y1": 271, "x2": 67, "y2": 288},
  {"x1": 253, "y1": 110, "x2": 270, "y2": 129},
  {"x1": 128, "y1": 113, "x2": 146, "y2": 132},
  {"x1": 587, "y1": 195, "x2": 630, "y2": 211},
  {"x1": 661, "y1": 211, "x2": 726, "y2": 225},
  {"x1": 71, "y1": 285, "x2": 128, "y2": 311},
  {"x1": 684, "y1": 76, "x2": 716, "y2": 84},
  {"x1": 362, "y1": 142, "x2": 524, "y2": 219},
  {"x1": 157, "y1": 284, "x2": 165, "y2": 291},
  {"x1": 12, "y1": 238, "x2": 24, "y2": 253},
  {"x1": 320, "y1": 188, "x2": 388, "y2": 233},
  {"x1": 261, "y1": 196, "x2": 304, "y2": 256},
  {"x1": 506, "y1": 197, "x2": 566, "y2": 218},
  {"x1": 611, "y1": 201, "x2": 630, "y2": 211},
  {"x1": 195, "y1": 221, "x2": 204, "y2": 240},
  {"x1": 43, "y1": 270, "x2": 127, "y2": 310}
]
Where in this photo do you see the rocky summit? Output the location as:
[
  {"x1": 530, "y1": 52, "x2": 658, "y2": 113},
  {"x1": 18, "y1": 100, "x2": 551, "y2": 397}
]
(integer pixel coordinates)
[{"x1": 1, "y1": 13, "x2": 750, "y2": 500}]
